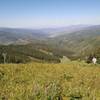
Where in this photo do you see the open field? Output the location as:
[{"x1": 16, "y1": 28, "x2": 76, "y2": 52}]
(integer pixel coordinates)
[{"x1": 0, "y1": 61, "x2": 100, "y2": 100}]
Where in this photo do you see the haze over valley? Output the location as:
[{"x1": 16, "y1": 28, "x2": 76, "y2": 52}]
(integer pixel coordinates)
[{"x1": 0, "y1": 24, "x2": 99, "y2": 63}]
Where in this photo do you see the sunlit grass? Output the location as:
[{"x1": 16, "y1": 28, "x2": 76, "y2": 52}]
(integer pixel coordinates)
[{"x1": 0, "y1": 61, "x2": 100, "y2": 100}]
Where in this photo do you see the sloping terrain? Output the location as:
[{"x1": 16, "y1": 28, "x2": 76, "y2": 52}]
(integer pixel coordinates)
[
  {"x1": 0, "y1": 28, "x2": 48, "y2": 45},
  {"x1": 0, "y1": 44, "x2": 61, "y2": 63},
  {"x1": 0, "y1": 25, "x2": 100, "y2": 63},
  {"x1": 49, "y1": 25, "x2": 100, "y2": 60},
  {"x1": 0, "y1": 25, "x2": 90, "y2": 44}
]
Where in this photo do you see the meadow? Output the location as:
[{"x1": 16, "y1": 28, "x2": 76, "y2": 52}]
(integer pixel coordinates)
[{"x1": 0, "y1": 61, "x2": 100, "y2": 100}]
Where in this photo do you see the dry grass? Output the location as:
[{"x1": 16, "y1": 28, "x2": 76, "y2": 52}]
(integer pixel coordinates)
[{"x1": 0, "y1": 61, "x2": 100, "y2": 100}]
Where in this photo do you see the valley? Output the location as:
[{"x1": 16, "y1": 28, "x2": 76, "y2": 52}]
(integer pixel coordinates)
[{"x1": 0, "y1": 25, "x2": 100, "y2": 64}]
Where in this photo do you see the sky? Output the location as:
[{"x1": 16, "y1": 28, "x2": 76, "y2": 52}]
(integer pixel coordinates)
[{"x1": 0, "y1": 0, "x2": 100, "y2": 28}]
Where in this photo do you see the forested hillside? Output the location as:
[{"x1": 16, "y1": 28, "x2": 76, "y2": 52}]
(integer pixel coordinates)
[
  {"x1": 48, "y1": 25, "x2": 100, "y2": 62},
  {"x1": 0, "y1": 25, "x2": 100, "y2": 63},
  {"x1": 0, "y1": 44, "x2": 62, "y2": 63}
]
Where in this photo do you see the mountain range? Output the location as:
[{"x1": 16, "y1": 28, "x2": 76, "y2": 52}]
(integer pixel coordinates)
[
  {"x1": 0, "y1": 25, "x2": 92, "y2": 44},
  {"x1": 0, "y1": 25, "x2": 100, "y2": 63}
]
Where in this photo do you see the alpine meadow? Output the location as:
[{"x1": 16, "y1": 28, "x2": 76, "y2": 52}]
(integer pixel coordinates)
[{"x1": 0, "y1": 0, "x2": 100, "y2": 100}]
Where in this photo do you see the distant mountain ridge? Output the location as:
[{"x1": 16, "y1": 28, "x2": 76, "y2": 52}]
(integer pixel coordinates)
[
  {"x1": 0, "y1": 25, "x2": 100, "y2": 62},
  {"x1": 0, "y1": 25, "x2": 92, "y2": 44},
  {"x1": 49, "y1": 25, "x2": 100, "y2": 59},
  {"x1": 0, "y1": 28, "x2": 48, "y2": 44},
  {"x1": 0, "y1": 25, "x2": 100, "y2": 50}
]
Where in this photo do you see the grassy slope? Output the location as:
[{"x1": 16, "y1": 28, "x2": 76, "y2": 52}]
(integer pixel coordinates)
[{"x1": 0, "y1": 61, "x2": 100, "y2": 100}]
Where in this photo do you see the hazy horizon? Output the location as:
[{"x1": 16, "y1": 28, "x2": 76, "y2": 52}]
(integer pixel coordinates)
[{"x1": 0, "y1": 0, "x2": 100, "y2": 28}]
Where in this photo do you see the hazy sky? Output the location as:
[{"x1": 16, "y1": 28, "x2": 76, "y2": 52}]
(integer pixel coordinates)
[{"x1": 0, "y1": 0, "x2": 100, "y2": 28}]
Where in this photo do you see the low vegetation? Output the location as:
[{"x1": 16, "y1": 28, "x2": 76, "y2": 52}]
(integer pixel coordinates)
[{"x1": 0, "y1": 61, "x2": 100, "y2": 100}]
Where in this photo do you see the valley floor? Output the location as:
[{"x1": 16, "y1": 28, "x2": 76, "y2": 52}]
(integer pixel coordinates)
[{"x1": 0, "y1": 61, "x2": 100, "y2": 100}]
